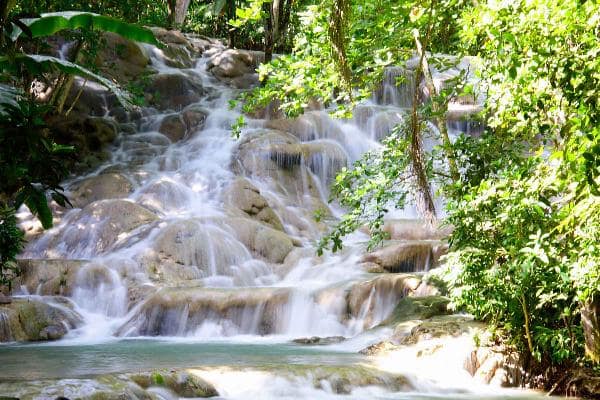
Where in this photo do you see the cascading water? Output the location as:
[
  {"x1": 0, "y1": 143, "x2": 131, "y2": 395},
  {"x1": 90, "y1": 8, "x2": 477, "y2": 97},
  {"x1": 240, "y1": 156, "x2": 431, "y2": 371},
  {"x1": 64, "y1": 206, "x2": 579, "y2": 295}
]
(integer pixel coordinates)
[{"x1": 0, "y1": 37, "x2": 546, "y2": 400}]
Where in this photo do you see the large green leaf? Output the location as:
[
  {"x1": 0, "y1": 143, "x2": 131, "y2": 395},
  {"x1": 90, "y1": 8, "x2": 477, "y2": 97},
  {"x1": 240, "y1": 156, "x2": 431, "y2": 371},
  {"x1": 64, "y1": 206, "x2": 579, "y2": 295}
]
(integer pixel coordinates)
[
  {"x1": 0, "y1": 84, "x2": 21, "y2": 117},
  {"x1": 11, "y1": 11, "x2": 159, "y2": 45},
  {"x1": 0, "y1": 54, "x2": 133, "y2": 108}
]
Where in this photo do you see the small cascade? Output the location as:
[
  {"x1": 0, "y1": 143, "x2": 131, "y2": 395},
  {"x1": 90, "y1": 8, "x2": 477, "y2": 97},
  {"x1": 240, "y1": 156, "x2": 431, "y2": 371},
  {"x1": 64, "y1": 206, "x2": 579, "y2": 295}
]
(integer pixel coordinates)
[
  {"x1": 0, "y1": 311, "x2": 12, "y2": 341},
  {"x1": 375, "y1": 67, "x2": 417, "y2": 108}
]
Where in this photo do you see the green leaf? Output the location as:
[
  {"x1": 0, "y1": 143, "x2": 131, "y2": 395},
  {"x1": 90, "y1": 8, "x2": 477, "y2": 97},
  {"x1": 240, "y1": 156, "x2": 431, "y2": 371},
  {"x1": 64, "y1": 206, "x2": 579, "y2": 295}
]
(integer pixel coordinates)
[
  {"x1": 12, "y1": 12, "x2": 159, "y2": 45},
  {"x1": 0, "y1": 84, "x2": 21, "y2": 117}
]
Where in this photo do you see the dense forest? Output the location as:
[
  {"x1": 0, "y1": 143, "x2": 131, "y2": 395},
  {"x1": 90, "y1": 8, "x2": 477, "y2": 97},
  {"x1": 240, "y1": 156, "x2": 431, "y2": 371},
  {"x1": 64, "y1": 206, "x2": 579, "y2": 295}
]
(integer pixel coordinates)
[{"x1": 1, "y1": 0, "x2": 600, "y2": 397}]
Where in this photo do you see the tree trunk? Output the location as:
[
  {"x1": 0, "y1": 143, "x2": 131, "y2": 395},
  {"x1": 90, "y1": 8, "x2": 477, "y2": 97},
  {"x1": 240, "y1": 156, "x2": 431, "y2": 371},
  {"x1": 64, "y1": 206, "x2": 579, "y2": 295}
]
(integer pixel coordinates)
[
  {"x1": 262, "y1": 1, "x2": 274, "y2": 64},
  {"x1": 227, "y1": 0, "x2": 236, "y2": 48},
  {"x1": 174, "y1": 0, "x2": 191, "y2": 26},
  {"x1": 166, "y1": 0, "x2": 176, "y2": 28},
  {"x1": 582, "y1": 297, "x2": 600, "y2": 363},
  {"x1": 413, "y1": 29, "x2": 460, "y2": 182}
]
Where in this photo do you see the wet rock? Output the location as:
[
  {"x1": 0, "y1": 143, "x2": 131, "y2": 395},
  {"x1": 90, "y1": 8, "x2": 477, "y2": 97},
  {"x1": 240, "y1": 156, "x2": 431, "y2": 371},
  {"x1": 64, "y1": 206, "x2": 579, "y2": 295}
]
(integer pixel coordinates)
[
  {"x1": 117, "y1": 287, "x2": 290, "y2": 336},
  {"x1": 359, "y1": 261, "x2": 385, "y2": 273},
  {"x1": 232, "y1": 129, "x2": 326, "y2": 205},
  {"x1": 346, "y1": 274, "x2": 424, "y2": 324},
  {"x1": 42, "y1": 200, "x2": 157, "y2": 257},
  {"x1": 64, "y1": 80, "x2": 120, "y2": 117},
  {"x1": 223, "y1": 217, "x2": 295, "y2": 263},
  {"x1": 96, "y1": 32, "x2": 150, "y2": 84},
  {"x1": 15, "y1": 259, "x2": 86, "y2": 297},
  {"x1": 146, "y1": 219, "x2": 251, "y2": 278},
  {"x1": 181, "y1": 104, "x2": 208, "y2": 133},
  {"x1": 399, "y1": 315, "x2": 484, "y2": 345},
  {"x1": 145, "y1": 73, "x2": 206, "y2": 111},
  {"x1": 292, "y1": 336, "x2": 345, "y2": 345},
  {"x1": 254, "y1": 365, "x2": 413, "y2": 394},
  {"x1": 159, "y1": 113, "x2": 187, "y2": 142},
  {"x1": 384, "y1": 296, "x2": 450, "y2": 327},
  {"x1": 0, "y1": 293, "x2": 11, "y2": 304},
  {"x1": 264, "y1": 111, "x2": 346, "y2": 142},
  {"x1": 382, "y1": 219, "x2": 452, "y2": 241},
  {"x1": 69, "y1": 173, "x2": 134, "y2": 208},
  {"x1": 362, "y1": 242, "x2": 443, "y2": 273},
  {"x1": 207, "y1": 49, "x2": 264, "y2": 88},
  {"x1": 359, "y1": 340, "x2": 398, "y2": 356},
  {"x1": 222, "y1": 178, "x2": 284, "y2": 231},
  {"x1": 135, "y1": 178, "x2": 194, "y2": 214},
  {"x1": 0, "y1": 296, "x2": 82, "y2": 342},
  {"x1": 130, "y1": 370, "x2": 218, "y2": 397},
  {"x1": 150, "y1": 27, "x2": 191, "y2": 46},
  {"x1": 50, "y1": 114, "x2": 119, "y2": 171},
  {"x1": 158, "y1": 106, "x2": 208, "y2": 141}
]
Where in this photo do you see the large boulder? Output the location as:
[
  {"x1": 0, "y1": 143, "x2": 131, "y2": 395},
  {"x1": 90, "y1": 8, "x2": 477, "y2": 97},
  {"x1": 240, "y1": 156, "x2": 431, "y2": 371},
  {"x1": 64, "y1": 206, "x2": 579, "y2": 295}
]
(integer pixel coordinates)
[
  {"x1": 130, "y1": 370, "x2": 218, "y2": 397},
  {"x1": 362, "y1": 242, "x2": 446, "y2": 273},
  {"x1": 145, "y1": 73, "x2": 206, "y2": 110},
  {"x1": 222, "y1": 178, "x2": 284, "y2": 231},
  {"x1": 96, "y1": 32, "x2": 150, "y2": 84},
  {"x1": 346, "y1": 274, "x2": 424, "y2": 328},
  {"x1": 50, "y1": 115, "x2": 119, "y2": 172},
  {"x1": 158, "y1": 105, "x2": 207, "y2": 142},
  {"x1": 68, "y1": 173, "x2": 134, "y2": 208},
  {"x1": 14, "y1": 259, "x2": 86, "y2": 296},
  {"x1": 206, "y1": 49, "x2": 264, "y2": 88},
  {"x1": 117, "y1": 287, "x2": 290, "y2": 336},
  {"x1": 142, "y1": 219, "x2": 251, "y2": 281},
  {"x1": 0, "y1": 296, "x2": 82, "y2": 342},
  {"x1": 159, "y1": 113, "x2": 187, "y2": 142},
  {"x1": 39, "y1": 200, "x2": 157, "y2": 257},
  {"x1": 232, "y1": 129, "x2": 325, "y2": 204},
  {"x1": 219, "y1": 217, "x2": 295, "y2": 264}
]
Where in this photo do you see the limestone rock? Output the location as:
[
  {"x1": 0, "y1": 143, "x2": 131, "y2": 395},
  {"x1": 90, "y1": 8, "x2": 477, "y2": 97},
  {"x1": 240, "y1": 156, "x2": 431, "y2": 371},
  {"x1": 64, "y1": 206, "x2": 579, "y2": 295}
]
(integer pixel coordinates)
[
  {"x1": 69, "y1": 173, "x2": 133, "y2": 208},
  {"x1": 382, "y1": 219, "x2": 452, "y2": 241},
  {"x1": 362, "y1": 242, "x2": 440, "y2": 273},
  {"x1": 43, "y1": 200, "x2": 157, "y2": 257},
  {"x1": 232, "y1": 129, "x2": 325, "y2": 204},
  {"x1": 346, "y1": 274, "x2": 424, "y2": 325},
  {"x1": 50, "y1": 115, "x2": 119, "y2": 171},
  {"x1": 359, "y1": 340, "x2": 398, "y2": 356},
  {"x1": 207, "y1": 49, "x2": 264, "y2": 88},
  {"x1": 130, "y1": 370, "x2": 218, "y2": 397},
  {"x1": 399, "y1": 315, "x2": 484, "y2": 345},
  {"x1": 159, "y1": 113, "x2": 187, "y2": 142},
  {"x1": 181, "y1": 104, "x2": 208, "y2": 134},
  {"x1": 222, "y1": 217, "x2": 295, "y2": 263},
  {"x1": 0, "y1": 296, "x2": 82, "y2": 342},
  {"x1": 222, "y1": 178, "x2": 284, "y2": 231},
  {"x1": 96, "y1": 32, "x2": 150, "y2": 84},
  {"x1": 292, "y1": 336, "x2": 345, "y2": 345},
  {"x1": 15, "y1": 259, "x2": 86, "y2": 296},
  {"x1": 117, "y1": 287, "x2": 290, "y2": 336},
  {"x1": 145, "y1": 73, "x2": 206, "y2": 110},
  {"x1": 384, "y1": 296, "x2": 450, "y2": 327}
]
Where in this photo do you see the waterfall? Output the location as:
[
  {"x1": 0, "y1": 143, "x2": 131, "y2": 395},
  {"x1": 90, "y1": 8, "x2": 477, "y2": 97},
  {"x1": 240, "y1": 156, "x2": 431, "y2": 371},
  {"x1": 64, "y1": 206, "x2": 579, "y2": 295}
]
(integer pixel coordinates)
[{"x1": 15, "y1": 39, "x2": 479, "y2": 343}]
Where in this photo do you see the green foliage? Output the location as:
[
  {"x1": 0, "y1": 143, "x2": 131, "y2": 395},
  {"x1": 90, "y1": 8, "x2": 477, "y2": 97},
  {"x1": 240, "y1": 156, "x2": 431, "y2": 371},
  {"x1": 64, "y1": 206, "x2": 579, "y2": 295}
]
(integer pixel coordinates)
[
  {"x1": 0, "y1": 206, "x2": 23, "y2": 291},
  {"x1": 14, "y1": 0, "x2": 170, "y2": 27},
  {"x1": 12, "y1": 12, "x2": 159, "y2": 44},
  {"x1": 442, "y1": 0, "x2": 600, "y2": 367},
  {"x1": 0, "y1": 53, "x2": 134, "y2": 108},
  {"x1": 240, "y1": 0, "x2": 472, "y2": 117},
  {"x1": 317, "y1": 121, "x2": 426, "y2": 254},
  {"x1": 0, "y1": 92, "x2": 73, "y2": 229}
]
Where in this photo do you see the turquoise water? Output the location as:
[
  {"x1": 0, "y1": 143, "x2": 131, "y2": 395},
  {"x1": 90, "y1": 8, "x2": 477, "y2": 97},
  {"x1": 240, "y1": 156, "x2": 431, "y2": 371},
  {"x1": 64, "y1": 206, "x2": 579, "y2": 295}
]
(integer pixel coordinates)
[{"x1": 0, "y1": 339, "x2": 360, "y2": 381}]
